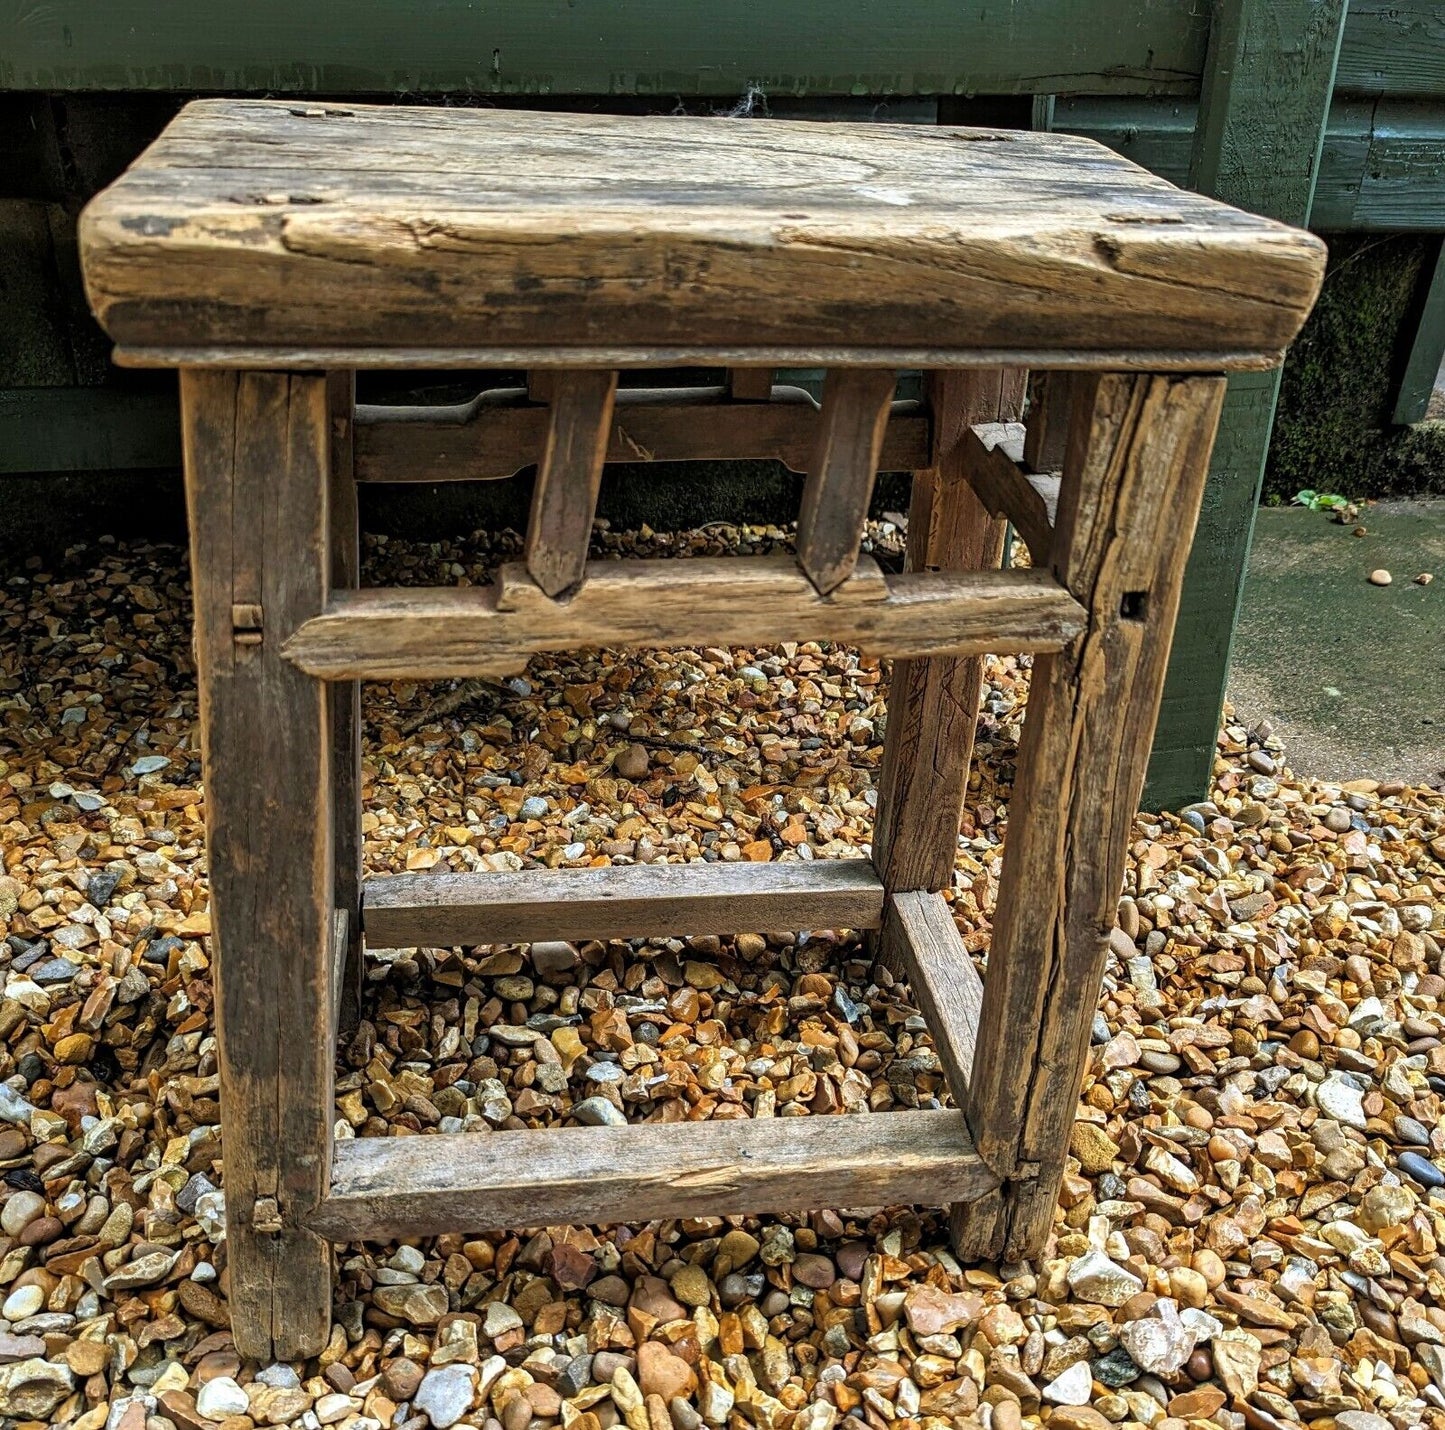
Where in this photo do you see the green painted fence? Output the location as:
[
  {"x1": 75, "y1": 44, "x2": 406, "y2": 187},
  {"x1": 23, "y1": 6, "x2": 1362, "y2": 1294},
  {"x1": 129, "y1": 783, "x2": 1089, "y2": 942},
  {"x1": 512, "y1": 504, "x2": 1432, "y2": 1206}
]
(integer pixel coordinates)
[
  {"x1": 2, "y1": 0, "x2": 1443, "y2": 101},
  {"x1": 3, "y1": 0, "x2": 1444, "y2": 808},
  {"x1": 4, "y1": 0, "x2": 1203, "y2": 96}
]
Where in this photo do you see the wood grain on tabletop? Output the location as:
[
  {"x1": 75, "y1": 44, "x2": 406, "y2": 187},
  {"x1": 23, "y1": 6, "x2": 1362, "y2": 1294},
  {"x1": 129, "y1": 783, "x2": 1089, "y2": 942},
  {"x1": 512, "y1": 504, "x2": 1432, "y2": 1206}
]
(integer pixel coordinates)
[{"x1": 80, "y1": 100, "x2": 1326, "y2": 360}]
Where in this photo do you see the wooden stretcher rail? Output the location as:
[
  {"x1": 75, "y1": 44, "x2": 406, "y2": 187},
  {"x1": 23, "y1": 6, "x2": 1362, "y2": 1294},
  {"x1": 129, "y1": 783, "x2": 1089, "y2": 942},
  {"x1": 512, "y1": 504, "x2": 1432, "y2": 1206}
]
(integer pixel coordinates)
[
  {"x1": 363, "y1": 858, "x2": 885, "y2": 948},
  {"x1": 353, "y1": 386, "x2": 932, "y2": 483},
  {"x1": 963, "y1": 427, "x2": 1059, "y2": 561},
  {"x1": 282, "y1": 557, "x2": 1086, "y2": 680},
  {"x1": 884, "y1": 891, "x2": 985, "y2": 1128},
  {"x1": 308, "y1": 1109, "x2": 997, "y2": 1239}
]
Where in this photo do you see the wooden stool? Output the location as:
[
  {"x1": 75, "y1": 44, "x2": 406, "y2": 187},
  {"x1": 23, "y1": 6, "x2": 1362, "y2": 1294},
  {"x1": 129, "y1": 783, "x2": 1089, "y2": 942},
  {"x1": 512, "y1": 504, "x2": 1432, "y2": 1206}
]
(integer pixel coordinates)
[{"x1": 78, "y1": 100, "x2": 1324, "y2": 1360}]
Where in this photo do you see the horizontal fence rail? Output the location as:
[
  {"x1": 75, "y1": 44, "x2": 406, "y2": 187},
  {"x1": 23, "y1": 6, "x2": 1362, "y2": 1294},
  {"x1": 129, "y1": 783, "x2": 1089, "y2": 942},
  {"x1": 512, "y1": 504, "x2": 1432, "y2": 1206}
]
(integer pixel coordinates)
[{"x1": 3, "y1": 0, "x2": 1441, "y2": 101}]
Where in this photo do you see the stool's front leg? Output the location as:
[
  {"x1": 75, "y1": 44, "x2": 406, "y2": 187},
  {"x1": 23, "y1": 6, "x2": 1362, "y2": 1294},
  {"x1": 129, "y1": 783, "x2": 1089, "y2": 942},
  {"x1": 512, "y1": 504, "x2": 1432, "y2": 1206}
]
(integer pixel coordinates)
[
  {"x1": 956, "y1": 372, "x2": 1227, "y2": 1262},
  {"x1": 182, "y1": 369, "x2": 336, "y2": 1360}
]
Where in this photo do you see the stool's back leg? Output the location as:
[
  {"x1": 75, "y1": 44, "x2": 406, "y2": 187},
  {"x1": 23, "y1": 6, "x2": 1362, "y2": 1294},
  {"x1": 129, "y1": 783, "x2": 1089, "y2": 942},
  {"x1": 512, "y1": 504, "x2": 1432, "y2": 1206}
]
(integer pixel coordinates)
[
  {"x1": 328, "y1": 371, "x2": 363, "y2": 1032},
  {"x1": 524, "y1": 369, "x2": 619, "y2": 597},
  {"x1": 954, "y1": 372, "x2": 1226, "y2": 1262},
  {"x1": 1021, "y1": 370, "x2": 1080, "y2": 475},
  {"x1": 873, "y1": 369, "x2": 1023, "y2": 926},
  {"x1": 795, "y1": 368, "x2": 896, "y2": 595},
  {"x1": 182, "y1": 369, "x2": 336, "y2": 1361}
]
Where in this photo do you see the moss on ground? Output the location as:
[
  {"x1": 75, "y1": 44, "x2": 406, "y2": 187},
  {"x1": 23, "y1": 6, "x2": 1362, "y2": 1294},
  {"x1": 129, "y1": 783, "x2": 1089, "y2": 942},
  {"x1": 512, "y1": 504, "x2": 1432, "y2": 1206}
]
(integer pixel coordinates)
[{"x1": 1268, "y1": 233, "x2": 1445, "y2": 503}]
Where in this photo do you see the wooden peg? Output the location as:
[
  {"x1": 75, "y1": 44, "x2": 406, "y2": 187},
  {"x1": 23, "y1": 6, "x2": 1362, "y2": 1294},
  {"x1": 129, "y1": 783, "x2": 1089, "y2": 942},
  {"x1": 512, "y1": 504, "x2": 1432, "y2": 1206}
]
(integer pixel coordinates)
[
  {"x1": 728, "y1": 368, "x2": 775, "y2": 401},
  {"x1": 795, "y1": 368, "x2": 896, "y2": 595},
  {"x1": 524, "y1": 369, "x2": 618, "y2": 598}
]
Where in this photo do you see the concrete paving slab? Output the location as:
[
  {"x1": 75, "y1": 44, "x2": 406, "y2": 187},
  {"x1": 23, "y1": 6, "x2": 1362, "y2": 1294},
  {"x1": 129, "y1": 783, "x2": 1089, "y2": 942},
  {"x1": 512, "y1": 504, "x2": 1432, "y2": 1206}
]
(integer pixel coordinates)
[{"x1": 1228, "y1": 499, "x2": 1445, "y2": 785}]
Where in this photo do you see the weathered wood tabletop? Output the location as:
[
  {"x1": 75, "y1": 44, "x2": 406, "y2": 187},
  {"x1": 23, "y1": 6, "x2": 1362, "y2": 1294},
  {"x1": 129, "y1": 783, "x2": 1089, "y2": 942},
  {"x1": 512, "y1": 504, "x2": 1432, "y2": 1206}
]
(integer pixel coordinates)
[{"x1": 81, "y1": 99, "x2": 1325, "y2": 366}]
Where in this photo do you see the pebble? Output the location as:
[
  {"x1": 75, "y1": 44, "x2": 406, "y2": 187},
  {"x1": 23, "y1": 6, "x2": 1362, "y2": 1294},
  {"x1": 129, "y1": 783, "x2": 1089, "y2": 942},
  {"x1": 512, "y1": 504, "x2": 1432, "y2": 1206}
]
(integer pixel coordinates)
[
  {"x1": 1091, "y1": 1348, "x2": 1140, "y2": 1388},
  {"x1": 1396, "y1": 1113, "x2": 1432, "y2": 1145},
  {"x1": 1067, "y1": 1249, "x2": 1144, "y2": 1307},
  {"x1": 658, "y1": 1267, "x2": 707, "y2": 1311},
  {"x1": 0, "y1": 1086, "x2": 35, "y2": 1125},
  {"x1": 1119, "y1": 1303, "x2": 1196, "y2": 1375},
  {"x1": 1399, "y1": 1150, "x2": 1445, "y2": 1189},
  {"x1": 195, "y1": 1376, "x2": 249, "y2": 1420},
  {"x1": 1070, "y1": 1120, "x2": 1121, "y2": 1174},
  {"x1": 414, "y1": 1364, "x2": 477, "y2": 1429},
  {"x1": 482, "y1": 1300, "x2": 523, "y2": 1338},
  {"x1": 903, "y1": 1284, "x2": 982, "y2": 1335},
  {"x1": 571, "y1": 1095, "x2": 627, "y2": 1127},
  {"x1": 1, "y1": 1285, "x2": 44, "y2": 1321},
  {"x1": 637, "y1": 1341, "x2": 697, "y2": 1401},
  {"x1": 0, "y1": 1191, "x2": 44, "y2": 1236},
  {"x1": 1336, "y1": 1414, "x2": 1393, "y2": 1430},
  {"x1": 615, "y1": 744, "x2": 651, "y2": 780},
  {"x1": 314, "y1": 1391, "x2": 358, "y2": 1424},
  {"x1": 372, "y1": 1282, "x2": 449, "y2": 1324},
  {"x1": 1369, "y1": 568, "x2": 1393, "y2": 585},
  {"x1": 715, "y1": 1228, "x2": 759, "y2": 1272},
  {"x1": 1043, "y1": 1360, "x2": 1094, "y2": 1405},
  {"x1": 382, "y1": 1357, "x2": 425, "y2": 1401},
  {"x1": 1316, "y1": 1071, "x2": 1368, "y2": 1129},
  {"x1": 0, "y1": 1333, "x2": 46, "y2": 1362},
  {"x1": 530, "y1": 940, "x2": 580, "y2": 974},
  {"x1": 791, "y1": 1252, "x2": 836, "y2": 1289},
  {"x1": 0, "y1": 1358, "x2": 74, "y2": 1418}
]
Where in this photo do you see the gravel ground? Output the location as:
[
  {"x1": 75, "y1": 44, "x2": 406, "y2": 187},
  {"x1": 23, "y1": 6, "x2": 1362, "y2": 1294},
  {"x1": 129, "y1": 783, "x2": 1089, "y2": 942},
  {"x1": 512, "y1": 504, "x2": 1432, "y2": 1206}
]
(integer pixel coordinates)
[{"x1": 0, "y1": 527, "x2": 1442, "y2": 1430}]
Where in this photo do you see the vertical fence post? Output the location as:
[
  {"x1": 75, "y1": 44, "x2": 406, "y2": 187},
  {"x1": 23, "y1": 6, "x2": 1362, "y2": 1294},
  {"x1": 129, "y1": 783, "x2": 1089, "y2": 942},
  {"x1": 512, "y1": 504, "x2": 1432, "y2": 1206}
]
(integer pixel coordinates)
[
  {"x1": 1144, "y1": 0, "x2": 1348, "y2": 809},
  {"x1": 1392, "y1": 237, "x2": 1445, "y2": 425}
]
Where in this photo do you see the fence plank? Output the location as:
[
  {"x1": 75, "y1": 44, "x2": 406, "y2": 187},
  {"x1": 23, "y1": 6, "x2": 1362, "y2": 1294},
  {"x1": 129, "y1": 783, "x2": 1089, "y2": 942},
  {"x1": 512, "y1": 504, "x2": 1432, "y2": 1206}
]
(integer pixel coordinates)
[
  {"x1": 1145, "y1": 0, "x2": 1347, "y2": 811},
  {"x1": 0, "y1": 2, "x2": 1207, "y2": 95}
]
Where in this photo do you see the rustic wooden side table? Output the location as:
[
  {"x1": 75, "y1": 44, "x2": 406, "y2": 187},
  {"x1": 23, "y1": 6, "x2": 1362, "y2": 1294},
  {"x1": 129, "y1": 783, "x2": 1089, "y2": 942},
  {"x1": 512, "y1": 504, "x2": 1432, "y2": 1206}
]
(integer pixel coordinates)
[{"x1": 78, "y1": 100, "x2": 1324, "y2": 1361}]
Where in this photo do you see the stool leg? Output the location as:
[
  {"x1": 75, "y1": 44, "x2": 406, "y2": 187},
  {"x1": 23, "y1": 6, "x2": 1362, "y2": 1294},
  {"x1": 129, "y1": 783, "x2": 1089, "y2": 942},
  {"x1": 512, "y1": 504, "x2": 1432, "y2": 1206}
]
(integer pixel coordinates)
[
  {"x1": 955, "y1": 372, "x2": 1226, "y2": 1262},
  {"x1": 328, "y1": 371, "x2": 363, "y2": 1030},
  {"x1": 873, "y1": 369, "x2": 1023, "y2": 963},
  {"x1": 182, "y1": 369, "x2": 336, "y2": 1360}
]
